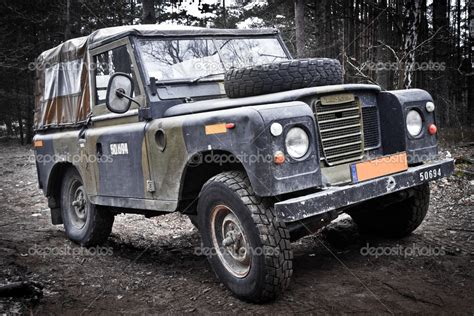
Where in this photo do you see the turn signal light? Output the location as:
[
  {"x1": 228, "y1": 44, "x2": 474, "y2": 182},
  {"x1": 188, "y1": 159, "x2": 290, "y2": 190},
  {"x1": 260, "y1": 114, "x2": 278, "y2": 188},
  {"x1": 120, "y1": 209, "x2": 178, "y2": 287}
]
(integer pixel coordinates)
[
  {"x1": 274, "y1": 151, "x2": 285, "y2": 165},
  {"x1": 428, "y1": 124, "x2": 437, "y2": 135}
]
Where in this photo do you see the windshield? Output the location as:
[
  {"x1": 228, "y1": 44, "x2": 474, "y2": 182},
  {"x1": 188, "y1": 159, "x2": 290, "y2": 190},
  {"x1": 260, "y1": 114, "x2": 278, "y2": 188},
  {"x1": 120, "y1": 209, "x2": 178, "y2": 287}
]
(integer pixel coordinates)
[{"x1": 137, "y1": 37, "x2": 289, "y2": 82}]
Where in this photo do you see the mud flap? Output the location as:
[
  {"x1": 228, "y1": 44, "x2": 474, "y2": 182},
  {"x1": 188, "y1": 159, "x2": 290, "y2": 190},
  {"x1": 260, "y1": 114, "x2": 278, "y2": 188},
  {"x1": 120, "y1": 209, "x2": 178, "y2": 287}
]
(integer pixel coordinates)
[{"x1": 50, "y1": 208, "x2": 63, "y2": 225}]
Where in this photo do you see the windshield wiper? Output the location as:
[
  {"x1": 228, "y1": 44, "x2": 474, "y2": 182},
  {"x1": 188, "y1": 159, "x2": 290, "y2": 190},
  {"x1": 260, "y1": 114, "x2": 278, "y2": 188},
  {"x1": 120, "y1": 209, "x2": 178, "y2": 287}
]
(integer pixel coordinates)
[
  {"x1": 150, "y1": 72, "x2": 225, "y2": 86},
  {"x1": 191, "y1": 72, "x2": 226, "y2": 83},
  {"x1": 258, "y1": 53, "x2": 287, "y2": 59}
]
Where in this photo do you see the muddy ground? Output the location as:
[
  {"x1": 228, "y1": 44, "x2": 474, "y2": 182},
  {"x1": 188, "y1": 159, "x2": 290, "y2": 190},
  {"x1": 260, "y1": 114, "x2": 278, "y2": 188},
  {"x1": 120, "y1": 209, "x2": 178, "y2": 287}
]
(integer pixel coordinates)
[{"x1": 0, "y1": 139, "x2": 473, "y2": 314}]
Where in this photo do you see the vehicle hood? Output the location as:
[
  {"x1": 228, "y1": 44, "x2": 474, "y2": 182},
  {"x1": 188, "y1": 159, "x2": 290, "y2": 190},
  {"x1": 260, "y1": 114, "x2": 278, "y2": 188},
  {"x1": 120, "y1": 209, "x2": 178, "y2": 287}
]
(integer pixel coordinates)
[{"x1": 163, "y1": 84, "x2": 381, "y2": 118}]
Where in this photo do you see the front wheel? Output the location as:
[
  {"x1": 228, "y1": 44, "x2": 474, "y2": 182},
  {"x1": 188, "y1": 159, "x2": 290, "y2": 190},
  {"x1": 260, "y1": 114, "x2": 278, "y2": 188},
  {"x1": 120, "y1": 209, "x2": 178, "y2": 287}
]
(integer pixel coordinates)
[
  {"x1": 349, "y1": 183, "x2": 430, "y2": 238},
  {"x1": 60, "y1": 168, "x2": 114, "y2": 247},
  {"x1": 197, "y1": 171, "x2": 293, "y2": 302}
]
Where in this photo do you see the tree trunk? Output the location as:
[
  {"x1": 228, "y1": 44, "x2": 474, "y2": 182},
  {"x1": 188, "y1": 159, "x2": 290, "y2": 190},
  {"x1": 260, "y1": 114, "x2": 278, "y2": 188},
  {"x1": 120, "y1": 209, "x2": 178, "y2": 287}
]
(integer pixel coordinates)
[
  {"x1": 25, "y1": 76, "x2": 34, "y2": 144},
  {"x1": 17, "y1": 108, "x2": 24, "y2": 145},
  {"x1": 142, "y1": 0, "x2": 156, "y2": 24},
  {"x1": 65, "y1": 0, "x2": 81, "y2": 40},
  {"x1": 65, "y1": 0, "x2": 71, "y2": 40},
  {"x1": 130, "y1": 0, "x2": 135, "y2": 25},
  {"x1": 5, "y1": 118, "x2": 13, "y2": 136},
  {"x1": 433, "y1": 0, "x2": 450, "y2": 127},
  {"x1": 375, "y1": 0, "x2": 391, "y2": 89},
  {"x1": 469, "y1": 1, "x2": 474, "y2": 127},
  {"x1": 403, "y1": 0, "x2": 421, "y2": 89},
  {"x1": 222, "y1": 0, "x2": 227, "y2": 28},
  {"x1": 295, "y1": 0, "x2": 305, "y2": 58}
]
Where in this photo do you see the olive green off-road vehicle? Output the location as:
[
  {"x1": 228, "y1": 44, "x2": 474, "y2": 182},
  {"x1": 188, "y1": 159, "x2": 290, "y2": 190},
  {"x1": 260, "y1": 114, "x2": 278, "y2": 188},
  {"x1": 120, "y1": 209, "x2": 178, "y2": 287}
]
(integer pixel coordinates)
[{"x1": 33, "y1": 25, "x2": 454, "y2": 302}]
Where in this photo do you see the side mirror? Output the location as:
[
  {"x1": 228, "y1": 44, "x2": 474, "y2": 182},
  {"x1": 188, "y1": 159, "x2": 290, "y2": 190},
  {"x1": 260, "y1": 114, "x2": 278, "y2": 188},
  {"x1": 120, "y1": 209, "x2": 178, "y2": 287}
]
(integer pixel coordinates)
[{"x1": 106, "y1": 73, "x2": 134, "y2": 114}]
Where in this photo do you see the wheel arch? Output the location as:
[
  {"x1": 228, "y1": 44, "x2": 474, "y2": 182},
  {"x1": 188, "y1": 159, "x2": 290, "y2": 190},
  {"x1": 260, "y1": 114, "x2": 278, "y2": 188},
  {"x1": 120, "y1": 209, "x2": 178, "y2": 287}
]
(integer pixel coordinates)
[
  {"x1": 177, "y1": 150, "x2": 247, "y2": 214},
  {"x1": 45, "y1": 162, "x2": 76, "y2": 209}
]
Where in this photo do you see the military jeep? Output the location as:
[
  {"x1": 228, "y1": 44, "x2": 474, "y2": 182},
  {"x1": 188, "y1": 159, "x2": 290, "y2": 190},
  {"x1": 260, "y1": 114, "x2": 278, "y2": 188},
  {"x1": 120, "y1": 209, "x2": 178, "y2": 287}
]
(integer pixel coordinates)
[{"x1": 33, "y1": 25, "x2": 454, "y2": 302}]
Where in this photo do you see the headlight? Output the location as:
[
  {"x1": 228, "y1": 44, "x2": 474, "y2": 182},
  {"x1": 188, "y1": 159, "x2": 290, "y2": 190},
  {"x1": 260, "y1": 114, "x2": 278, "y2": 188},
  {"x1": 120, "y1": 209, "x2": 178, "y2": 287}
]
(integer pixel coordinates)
[
  {"x1": 285, "y1": 127, "x2": 309, "y2": 159},
  {"x1": 406, "y1": 110, "x2": 423, "y2": 136}
]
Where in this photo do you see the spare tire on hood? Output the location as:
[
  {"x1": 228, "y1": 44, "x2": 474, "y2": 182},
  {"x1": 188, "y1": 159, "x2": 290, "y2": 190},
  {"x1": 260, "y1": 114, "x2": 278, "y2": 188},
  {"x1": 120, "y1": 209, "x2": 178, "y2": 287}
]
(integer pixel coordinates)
[{"x1": 224, "y1": 58, "x2": 343, "y2": 98}]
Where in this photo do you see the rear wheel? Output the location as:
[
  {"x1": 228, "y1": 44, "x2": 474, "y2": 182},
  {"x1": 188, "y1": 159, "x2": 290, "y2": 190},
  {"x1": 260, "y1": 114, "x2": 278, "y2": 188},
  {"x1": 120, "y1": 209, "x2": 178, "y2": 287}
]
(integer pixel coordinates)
[
  {"x1": 197, "y1": 171, "x2": 292, "y2": 302},
  {"x1": 60, "y1": 168, "x2": 114, "y2": 246},
  {"x1": 349, "y1": 184, "x2": 430, "y2": 238}
]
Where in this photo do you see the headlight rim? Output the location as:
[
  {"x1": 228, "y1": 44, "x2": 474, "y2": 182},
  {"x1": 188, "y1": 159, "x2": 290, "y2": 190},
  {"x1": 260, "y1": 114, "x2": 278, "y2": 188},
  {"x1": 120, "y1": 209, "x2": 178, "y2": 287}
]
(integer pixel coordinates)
[{"x1": 284, "y1": 126, "x2": 310, "y2": 159}]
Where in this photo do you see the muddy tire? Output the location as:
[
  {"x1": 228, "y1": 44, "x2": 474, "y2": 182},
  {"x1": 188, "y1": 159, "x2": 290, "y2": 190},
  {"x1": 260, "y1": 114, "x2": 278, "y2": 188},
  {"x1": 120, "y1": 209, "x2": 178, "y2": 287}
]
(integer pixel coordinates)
[
  {"x1": 224, "y1": 58, "x2": 343, "y2": 98},
  {"x1": 349, "y1": 184, "x2": 430, "y2": 238},
  {"x1": 197, "y1": 171, "x2": 293, "y2": 302},
  {"x1": 60, "y1": 168, "x2": 114, "y2": 247}
]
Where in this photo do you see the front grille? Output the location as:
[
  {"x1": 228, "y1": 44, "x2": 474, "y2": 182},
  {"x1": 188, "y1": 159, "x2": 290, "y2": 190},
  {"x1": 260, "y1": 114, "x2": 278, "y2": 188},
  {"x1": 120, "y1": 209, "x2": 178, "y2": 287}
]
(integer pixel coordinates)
[
  {"x1": 314, "y1": 98, "x2": 364, "y2": 165},
  {"x1": 362, "y1": 106, "x2": 380, "y2": 149}
]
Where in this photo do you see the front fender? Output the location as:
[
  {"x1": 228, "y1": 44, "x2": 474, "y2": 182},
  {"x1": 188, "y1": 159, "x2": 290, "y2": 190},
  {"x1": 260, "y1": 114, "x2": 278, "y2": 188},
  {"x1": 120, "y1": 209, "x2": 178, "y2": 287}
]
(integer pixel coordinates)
[
  {"x1": 377, "y1": 89, "x2": 438, "y2": 164},
  {"x1": 145, "y1": 101, "x2": 322, "y2": 205},
  {"x1": 181, "y1": 101, "x2": 321, "y2": 196}
]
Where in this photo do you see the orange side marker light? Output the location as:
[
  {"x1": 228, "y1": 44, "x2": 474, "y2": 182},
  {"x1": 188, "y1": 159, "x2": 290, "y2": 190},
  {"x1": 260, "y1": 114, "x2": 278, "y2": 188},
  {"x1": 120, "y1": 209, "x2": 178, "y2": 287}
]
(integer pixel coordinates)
[{"x1": 34, "y1": 140, "x2": 44, "y2": 148}]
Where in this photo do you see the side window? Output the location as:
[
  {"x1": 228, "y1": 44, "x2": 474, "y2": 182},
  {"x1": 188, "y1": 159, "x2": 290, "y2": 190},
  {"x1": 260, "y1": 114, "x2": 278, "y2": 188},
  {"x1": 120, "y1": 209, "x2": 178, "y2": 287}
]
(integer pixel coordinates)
[{"x1": 94, "y1": 45, "x2": 138, "y2": 105}]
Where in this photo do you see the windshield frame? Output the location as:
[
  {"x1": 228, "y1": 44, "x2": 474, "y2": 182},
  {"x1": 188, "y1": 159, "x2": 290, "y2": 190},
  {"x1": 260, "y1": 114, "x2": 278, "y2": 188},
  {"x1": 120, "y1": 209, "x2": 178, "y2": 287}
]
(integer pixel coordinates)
[{"x1": 134, "y1": 34, "x2": 292, "y2": 85}]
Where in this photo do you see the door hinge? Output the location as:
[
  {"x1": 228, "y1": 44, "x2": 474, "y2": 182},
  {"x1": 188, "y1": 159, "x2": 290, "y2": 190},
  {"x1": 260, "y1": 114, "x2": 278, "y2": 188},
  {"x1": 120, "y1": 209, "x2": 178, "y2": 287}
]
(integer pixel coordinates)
[{"x1": 146, "y1": 180, "x2": 156, "y2": 193}]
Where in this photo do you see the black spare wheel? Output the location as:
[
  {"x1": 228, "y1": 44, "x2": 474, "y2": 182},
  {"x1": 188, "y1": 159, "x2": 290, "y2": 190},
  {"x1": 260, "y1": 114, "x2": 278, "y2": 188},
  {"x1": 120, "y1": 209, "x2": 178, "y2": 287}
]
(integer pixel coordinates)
[{"x1": 224, "y1": 58, "x2": 343, "y2": 98}]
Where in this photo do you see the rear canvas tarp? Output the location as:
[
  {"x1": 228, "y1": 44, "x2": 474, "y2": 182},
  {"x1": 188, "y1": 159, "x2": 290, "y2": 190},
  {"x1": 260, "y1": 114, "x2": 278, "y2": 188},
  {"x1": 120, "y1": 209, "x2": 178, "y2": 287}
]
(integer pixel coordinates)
[{"x1": 34, "y1": 36, "x2": 90, "y2": 130}]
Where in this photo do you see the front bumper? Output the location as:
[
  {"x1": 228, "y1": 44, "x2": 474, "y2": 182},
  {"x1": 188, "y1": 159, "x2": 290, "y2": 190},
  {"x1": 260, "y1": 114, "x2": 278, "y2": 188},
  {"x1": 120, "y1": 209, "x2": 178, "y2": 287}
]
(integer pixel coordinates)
[{"x1": 274, "y1": 159, "x2": 455, "y2": 223}]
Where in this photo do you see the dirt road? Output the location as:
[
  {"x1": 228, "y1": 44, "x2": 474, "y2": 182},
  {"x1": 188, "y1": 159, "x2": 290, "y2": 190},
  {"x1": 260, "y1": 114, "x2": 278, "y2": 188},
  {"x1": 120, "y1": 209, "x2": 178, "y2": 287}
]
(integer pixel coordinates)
[{"x1": 0, "y1": 140, "x2": 472, "y2": 314}]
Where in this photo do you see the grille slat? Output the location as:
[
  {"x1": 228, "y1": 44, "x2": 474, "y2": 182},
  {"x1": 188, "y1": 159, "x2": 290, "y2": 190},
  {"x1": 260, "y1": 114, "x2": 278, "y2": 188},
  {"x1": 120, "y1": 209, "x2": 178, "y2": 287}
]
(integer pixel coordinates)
[
  {"x1": 324, "y1": 140, "x2": 362, "y2": 151},
  {"x1": 322, "y1": 131, "x2": 362, "y2": 142},
  {"x1": 316, "y1": 106, "x2": 359, "y2": 115},
  {"x1": 323, "y1": 136, "x2": 362, "y2": 149},
  {"x1": 320, "y1": 125, "x2": 361, "y2": 139},
  {"x1": 326, "y1": 148, "x2": 364, "y2": 159},
  {"x1": 319, "y1": 117, "x2": 361, "y2": 130}
]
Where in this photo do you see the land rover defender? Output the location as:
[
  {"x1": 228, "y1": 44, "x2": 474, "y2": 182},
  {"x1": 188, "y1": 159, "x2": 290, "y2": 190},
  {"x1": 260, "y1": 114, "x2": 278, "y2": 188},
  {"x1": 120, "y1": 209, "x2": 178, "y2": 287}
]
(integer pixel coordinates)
[{"x1": 33, "y1": 25, "x2": 454, "y2": 302}]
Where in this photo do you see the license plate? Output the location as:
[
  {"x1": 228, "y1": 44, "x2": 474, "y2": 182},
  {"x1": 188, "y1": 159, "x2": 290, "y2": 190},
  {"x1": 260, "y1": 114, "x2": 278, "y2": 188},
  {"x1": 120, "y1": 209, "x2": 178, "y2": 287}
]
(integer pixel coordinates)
[
  {"x1": 351, "y1": 152, "x2": 408, "y2": 183},
  {"x1": 418, "y1": 167, "x2": 442, "y2": 182}
]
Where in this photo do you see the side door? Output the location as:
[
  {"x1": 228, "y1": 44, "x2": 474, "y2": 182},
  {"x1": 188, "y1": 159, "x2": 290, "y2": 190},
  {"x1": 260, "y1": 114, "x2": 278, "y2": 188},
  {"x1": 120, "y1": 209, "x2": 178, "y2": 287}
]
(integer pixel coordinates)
[{"x1": 86, "y1": 39, "x2": 153, "y2": 201}]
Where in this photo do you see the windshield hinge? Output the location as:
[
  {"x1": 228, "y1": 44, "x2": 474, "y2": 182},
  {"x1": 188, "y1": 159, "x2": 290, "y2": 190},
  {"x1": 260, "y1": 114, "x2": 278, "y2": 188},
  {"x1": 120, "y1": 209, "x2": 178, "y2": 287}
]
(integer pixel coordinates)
[{"x1": 149, "y1": 77, "x2": 158, "y2": 96}]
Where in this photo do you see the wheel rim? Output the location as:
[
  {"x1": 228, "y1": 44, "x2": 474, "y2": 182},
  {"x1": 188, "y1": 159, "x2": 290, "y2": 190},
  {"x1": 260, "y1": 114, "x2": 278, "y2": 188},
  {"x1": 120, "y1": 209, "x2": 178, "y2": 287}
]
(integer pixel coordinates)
[
  {"x1": 210, "y1": 205, "x2": 251, "y2": 278},
  {"x1": 69, "y1": 181, "x2": 88, "y2": 229}
]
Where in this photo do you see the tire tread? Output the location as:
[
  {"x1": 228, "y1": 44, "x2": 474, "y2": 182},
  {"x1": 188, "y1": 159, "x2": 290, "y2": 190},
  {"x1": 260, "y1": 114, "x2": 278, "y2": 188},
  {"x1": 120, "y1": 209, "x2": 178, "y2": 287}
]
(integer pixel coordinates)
[{"x1": 224, "y1": 58, "x2": 343, "y2": 98}]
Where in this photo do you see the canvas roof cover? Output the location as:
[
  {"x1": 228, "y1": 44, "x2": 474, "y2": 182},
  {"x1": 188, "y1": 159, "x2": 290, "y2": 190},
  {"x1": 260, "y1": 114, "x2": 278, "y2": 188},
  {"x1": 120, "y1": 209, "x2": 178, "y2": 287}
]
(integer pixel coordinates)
[{"x1": 34, "y1": 25, "x2": 279, "y2": 130}]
